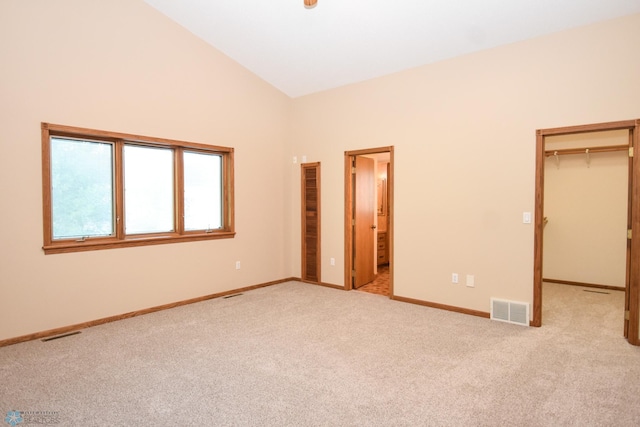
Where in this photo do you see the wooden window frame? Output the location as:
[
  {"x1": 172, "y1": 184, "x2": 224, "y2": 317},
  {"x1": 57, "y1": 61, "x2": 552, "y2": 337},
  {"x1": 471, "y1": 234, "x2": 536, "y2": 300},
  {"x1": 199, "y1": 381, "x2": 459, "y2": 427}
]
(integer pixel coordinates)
[{"x1": 42, "y1": 123, "x2": 235, "y2": 254}]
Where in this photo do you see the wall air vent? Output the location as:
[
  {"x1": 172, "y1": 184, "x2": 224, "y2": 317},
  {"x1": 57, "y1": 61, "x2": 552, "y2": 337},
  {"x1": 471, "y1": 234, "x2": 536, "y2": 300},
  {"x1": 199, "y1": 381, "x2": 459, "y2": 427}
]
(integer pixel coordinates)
[{"x1": 490, "y1": 298, "x2": 529, "y2": 327}]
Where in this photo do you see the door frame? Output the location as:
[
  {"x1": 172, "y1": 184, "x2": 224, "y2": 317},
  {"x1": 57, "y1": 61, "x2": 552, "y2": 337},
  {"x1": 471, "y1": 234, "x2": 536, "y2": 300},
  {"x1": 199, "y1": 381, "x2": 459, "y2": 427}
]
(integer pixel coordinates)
[
  {"x1": 344, "y1": 146, "x2": 394, "y2": 295},
  {"x1": 533, "y1": 119, "x2": 640, "y2": 345}
]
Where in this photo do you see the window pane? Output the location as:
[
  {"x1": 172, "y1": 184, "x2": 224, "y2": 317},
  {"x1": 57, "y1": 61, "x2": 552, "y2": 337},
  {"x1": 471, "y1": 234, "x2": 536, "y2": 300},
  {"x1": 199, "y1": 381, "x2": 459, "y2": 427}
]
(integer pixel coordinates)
[
  {"x1": 184, "y1": 151, "x2": 222, "y2": 231},
  {"x1": 124, "y1": 145, "x2": 174, "y2": 234},
  {"x1": 50, "y1": 138, "x2": 114, "y2": 240}
]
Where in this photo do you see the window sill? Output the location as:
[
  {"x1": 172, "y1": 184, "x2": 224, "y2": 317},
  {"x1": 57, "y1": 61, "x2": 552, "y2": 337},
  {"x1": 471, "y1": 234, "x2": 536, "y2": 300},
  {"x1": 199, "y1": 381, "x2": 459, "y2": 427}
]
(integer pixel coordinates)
[{"x1": 43, "y1": 231, "x2": 236, "y2": 255}]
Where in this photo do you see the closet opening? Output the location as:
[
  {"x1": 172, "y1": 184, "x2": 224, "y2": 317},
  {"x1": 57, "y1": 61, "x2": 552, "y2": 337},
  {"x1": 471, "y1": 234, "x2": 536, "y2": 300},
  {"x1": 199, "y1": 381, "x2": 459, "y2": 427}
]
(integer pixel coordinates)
[{"x1": 533, "y1": 119, "x2": 640, "y2": 345}]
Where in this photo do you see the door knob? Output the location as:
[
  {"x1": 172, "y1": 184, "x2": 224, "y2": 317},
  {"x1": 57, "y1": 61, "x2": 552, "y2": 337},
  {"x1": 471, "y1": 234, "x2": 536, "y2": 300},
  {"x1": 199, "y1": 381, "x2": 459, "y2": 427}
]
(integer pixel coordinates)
[{"x1": 371, "y1": 225, "x2": 377, "y2": 229}]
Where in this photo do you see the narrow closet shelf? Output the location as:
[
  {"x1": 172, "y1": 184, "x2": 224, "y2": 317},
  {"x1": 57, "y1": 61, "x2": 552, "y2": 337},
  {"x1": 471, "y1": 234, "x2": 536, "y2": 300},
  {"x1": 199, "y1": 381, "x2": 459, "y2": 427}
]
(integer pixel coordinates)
[{"x1": 544, "y1": 144, "x2": 629, "y2": 157}]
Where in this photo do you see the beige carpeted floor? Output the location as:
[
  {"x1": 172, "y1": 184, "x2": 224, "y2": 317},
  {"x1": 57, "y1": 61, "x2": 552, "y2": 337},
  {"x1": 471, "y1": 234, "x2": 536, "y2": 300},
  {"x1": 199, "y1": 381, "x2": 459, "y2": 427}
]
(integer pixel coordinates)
[{"x1": 1, "y1": 281, "x2": 639, "y2": 426}]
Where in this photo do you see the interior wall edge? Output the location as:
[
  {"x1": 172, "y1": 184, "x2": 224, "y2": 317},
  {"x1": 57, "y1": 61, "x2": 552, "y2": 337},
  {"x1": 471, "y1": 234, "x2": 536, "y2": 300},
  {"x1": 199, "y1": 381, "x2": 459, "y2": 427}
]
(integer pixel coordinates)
[{"x1": 0, "y1": 277, "x2": 299, "y2": 348}]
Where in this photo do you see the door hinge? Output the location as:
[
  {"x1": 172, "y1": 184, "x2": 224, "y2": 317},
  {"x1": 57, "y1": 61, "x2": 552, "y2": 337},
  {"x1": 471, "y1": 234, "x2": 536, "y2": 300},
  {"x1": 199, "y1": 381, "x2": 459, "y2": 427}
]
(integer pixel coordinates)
[
  {"x1": 628, "y1": 229, "x2": 633, "y2": 239},
  {"x1": 351, "y1": 166, "x2": 356, "y2": 174},
  {"x1": 352, "y1": 219, "x2": 355, "y2": 226},
  {"x1": 630, "y1": 147, "x2": 634, "y2": 158},
  {"x1": 625, "y1": 310, "x2": 630, "y2": 320},
  {"x1": 352, "y1": 270, "x2": 356, "y2": 276}
]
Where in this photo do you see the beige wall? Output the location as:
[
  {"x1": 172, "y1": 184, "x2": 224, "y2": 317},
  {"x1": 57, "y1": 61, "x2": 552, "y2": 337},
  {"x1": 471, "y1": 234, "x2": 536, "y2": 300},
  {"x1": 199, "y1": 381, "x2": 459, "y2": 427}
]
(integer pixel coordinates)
[
  {"x1": 544, "y1": 131, "x2": 628, "y2": 288},
  {"x1": 0, "y1": 0, "x2": 291, "y2": 341},
  {"x1": 1, "y1": 1, "x2": 640, "y2": 343},
  {"x1": 290, "y1": 13, "x2": 640, "y2": 312}
]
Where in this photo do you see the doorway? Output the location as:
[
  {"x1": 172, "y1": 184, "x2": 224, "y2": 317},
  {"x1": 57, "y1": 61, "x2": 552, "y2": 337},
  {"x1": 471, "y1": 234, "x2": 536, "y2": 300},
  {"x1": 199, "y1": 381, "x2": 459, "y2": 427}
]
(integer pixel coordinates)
[
  {"x1": 533, "y1": 120, "x2": 640, "y2": 345},
  {"x1": 344, "y1": 147, "x2": 394, "y2": 297}
]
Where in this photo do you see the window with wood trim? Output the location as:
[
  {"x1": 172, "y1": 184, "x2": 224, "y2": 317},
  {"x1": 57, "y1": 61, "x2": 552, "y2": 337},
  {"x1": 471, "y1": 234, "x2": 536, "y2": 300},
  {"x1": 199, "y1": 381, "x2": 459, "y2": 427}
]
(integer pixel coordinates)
[{"x1": 41, "y1": 123, "x2": 234, "y2": 254}]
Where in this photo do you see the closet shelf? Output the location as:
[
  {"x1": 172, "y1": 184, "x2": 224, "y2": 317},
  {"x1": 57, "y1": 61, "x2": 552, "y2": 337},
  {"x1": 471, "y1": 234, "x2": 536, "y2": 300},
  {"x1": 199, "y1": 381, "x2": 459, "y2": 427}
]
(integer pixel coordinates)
[{"x1": 544, "y1": 144, "x2": 628, "y2": 157}]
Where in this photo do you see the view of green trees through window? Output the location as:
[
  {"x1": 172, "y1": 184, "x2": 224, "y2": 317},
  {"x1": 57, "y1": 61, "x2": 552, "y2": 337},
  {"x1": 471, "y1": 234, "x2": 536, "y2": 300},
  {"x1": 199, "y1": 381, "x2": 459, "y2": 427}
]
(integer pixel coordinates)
[
  {"x1": 51, "y1": 137, "x2": 114, "y2": 239},
  {"x1": 42, "y1": 123, "x2": 234, "y2": 254}
]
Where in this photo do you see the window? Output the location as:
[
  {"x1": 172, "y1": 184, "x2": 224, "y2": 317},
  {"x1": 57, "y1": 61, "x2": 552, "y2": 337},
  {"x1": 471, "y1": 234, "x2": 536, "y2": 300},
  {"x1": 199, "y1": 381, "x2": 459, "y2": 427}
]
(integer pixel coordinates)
[
  {"x1": 42, "y1": 123, "x2": 234, "y2": 254},
  {"x1": 50, "y1": 137, "x2": 115, "y2": 240},
  {"x1": 183, "y1": 151, "x2": 223, "y2": 231},
  {"x1": 124, "y1": 145, "x2": 174, "y2": 235}
]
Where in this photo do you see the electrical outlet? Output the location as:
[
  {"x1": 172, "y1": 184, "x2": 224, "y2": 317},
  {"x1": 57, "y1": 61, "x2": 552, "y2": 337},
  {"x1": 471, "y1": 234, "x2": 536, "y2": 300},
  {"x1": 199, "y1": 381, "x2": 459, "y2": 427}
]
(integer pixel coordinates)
[
  {"x1": 293, "y1": 156, "x2": 297, "y2": 164},
  {"x1": 452, "y1": 273, "x2": 459, "y2": 284},
  {"x1": 330, "y1": 257, "x2": 335, "y2": 266},
  {"x1": 235, "y1": 261, "x2": 241, "y2": 270},
  {"x1": 466, "y1": 274, "x2": 475, "y2": 287}
]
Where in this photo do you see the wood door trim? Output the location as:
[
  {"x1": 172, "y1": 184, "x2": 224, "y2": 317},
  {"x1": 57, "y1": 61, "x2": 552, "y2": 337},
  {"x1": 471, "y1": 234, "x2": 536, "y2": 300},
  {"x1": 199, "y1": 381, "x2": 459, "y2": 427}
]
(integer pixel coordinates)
[
  {"x1": 538, "y1": 120, "x2": 636, "y2": 136},
  {"x1": 533, "y1": 131, "x2": 544, "y2": 327},
  {"x1": 344, "y1": 155, "x2": 353, "y2": 290},
  {"x1": 626, "y1": 129, "x2": 634, "y2": 338},
  {"x1": 630, "y1": 121, "x2": 640, "y2": 345},
  {"x1": 344, "y1": 147, "x2": 394, "y2": 296},
  {"x1": 533, "y1": 119, "x2": 640, "y2": 345}
]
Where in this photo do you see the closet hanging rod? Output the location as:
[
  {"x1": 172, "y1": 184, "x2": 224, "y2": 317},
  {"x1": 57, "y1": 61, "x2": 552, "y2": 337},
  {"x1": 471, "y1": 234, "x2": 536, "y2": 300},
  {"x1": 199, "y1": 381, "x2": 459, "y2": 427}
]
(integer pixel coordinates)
[{"x1": 544, "y1": 144, "x2": 629, "y2": 157}]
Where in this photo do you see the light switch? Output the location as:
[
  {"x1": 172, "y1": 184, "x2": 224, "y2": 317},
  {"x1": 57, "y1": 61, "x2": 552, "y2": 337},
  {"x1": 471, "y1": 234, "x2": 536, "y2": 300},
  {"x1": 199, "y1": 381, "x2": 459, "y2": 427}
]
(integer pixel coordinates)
[
  {"x1": 523, "y1": 212, "x2": 532, "y2": 224},
  {"x1": 466, "y1": 275, "x2": 475, "y2": 287}
]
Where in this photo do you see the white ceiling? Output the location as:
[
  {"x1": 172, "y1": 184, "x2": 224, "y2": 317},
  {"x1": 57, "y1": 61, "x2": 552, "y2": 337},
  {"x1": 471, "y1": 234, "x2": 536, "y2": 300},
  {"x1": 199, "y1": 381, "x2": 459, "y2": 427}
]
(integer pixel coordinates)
[{"x1": 143, "y1": 0, "x2": 640, "y2": 98}]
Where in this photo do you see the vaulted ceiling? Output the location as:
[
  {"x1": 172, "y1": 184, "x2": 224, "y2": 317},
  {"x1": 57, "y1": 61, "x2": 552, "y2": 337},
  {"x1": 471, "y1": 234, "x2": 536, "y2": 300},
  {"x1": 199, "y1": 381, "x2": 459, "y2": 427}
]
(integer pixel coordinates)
[{"x1": 143, "y1": 0, "x2": 640, "y2": 98}]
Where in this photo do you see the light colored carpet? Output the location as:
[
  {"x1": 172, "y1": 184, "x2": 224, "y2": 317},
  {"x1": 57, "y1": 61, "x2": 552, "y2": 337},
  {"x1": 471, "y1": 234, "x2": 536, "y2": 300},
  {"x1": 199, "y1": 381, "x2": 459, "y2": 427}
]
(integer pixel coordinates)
[{"x1": 1, "y1": 281, "x2": 639, "y2": 426}]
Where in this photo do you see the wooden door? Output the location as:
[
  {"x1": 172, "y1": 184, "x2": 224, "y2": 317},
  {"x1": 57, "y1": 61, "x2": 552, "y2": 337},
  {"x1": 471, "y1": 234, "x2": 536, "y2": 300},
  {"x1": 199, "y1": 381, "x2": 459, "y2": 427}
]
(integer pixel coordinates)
[
  {"x1": 301, "y1": 163, "x2": 320, "y2": 283},
  {"x1": 353, "y1": 156, "x2": 375, "y2": 288}
]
